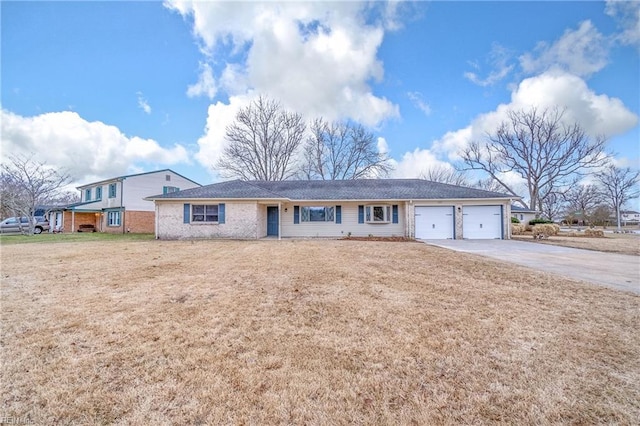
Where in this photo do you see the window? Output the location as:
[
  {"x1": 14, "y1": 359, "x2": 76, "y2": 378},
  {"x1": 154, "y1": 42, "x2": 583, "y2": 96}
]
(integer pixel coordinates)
[
  {"x1": 108, "y1": 183, "x2": 117, "y2": 198},
  {"x1": 107, "y1": 211, "x2": 121, "y2": 226},
  {"x1": 166, "y1": 174, "x2": 171, "y2": 181},
  {"x1": 301, "y1": 206, "x2": 335, "y2": 222},
  {"x1": 163, "y1": 186, "x2": 180, "y2": 194},
  {"x1": 85, "y1": 188, "x2": 91, "y2": 201},
  {"x1": 365, "y1": 205, "x2": 391, "y2": 223},
  {"x1": 95, "y1": 186, "x2": 102, "y2": 200},
  {"x1": 192, "y1": 205, "x2": 218, "y2": 222}
]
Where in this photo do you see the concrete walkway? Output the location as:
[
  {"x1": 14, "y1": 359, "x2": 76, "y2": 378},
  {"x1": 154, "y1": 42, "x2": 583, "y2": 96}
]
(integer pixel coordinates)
[{"x1": 422, "y1": 239, "x2": 640, "y2": 294}]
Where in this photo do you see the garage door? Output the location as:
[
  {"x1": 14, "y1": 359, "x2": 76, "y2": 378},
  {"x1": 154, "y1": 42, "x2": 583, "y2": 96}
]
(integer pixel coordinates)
[
  {"x1": 462, "y1": 205, "x2": 502, "y2": 239},
  {"x1": 415, "y1": 206, "x2": 454, "y2": 239}
]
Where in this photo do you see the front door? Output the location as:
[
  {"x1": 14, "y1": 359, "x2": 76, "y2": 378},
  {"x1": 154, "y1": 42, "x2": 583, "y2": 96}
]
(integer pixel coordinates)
[{"x1": 267, "y1": 206, "x2": 279, "y2": 236}]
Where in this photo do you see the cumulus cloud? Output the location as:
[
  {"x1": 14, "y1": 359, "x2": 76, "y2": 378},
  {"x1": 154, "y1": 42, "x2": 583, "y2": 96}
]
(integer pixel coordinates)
[
  {"x1": 519, "y1": 21, "x2": 609, "y2": 77},
  {"x1": 1, "y1": 109, "x2": 190, "y2": 185},
  {"x1": 192, "y1": 95, "x2": 253, "y2": 179},
  {"x1": 187, "y1": 62, "x2": 217, "y2": 99},
  {"x1": 390, "y1": 148, "x2": 452, "y2": 178},
  {"x1": 165, "y1": 1, "x2": 402, "y2": 173},
  {"x1": 393, "y1": 70, "x2": 638, "y2": 178},
  {"x1": 136, "y1": 92, "x2": 151, "y2": 114}
]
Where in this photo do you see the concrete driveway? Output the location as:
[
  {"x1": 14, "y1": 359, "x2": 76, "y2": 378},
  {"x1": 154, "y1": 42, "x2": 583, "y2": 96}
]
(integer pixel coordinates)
[{"x1": 423, "y1": 239, "x2": 640, "y2": 294}]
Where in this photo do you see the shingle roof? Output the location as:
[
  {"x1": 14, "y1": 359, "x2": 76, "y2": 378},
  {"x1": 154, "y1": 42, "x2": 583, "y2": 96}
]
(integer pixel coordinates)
[{"x1": 148, "y1": 179, "x2": 513, "y2": 201}]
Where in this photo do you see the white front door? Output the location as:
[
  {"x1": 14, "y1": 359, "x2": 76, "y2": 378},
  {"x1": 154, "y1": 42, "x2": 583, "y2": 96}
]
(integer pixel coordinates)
[
  {"x1": 415, "y1": 206, "x2": 454, "y2": 239},
  {"x1": 462, "y1": 205, "x2": 502, "y2": 239}
]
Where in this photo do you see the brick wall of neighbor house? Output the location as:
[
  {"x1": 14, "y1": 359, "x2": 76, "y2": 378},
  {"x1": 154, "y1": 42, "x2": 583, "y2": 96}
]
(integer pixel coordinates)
[
  {"x1": 157, "y1": 201, "x2": 259, "y2": 239},
  {"x1": 123, "y1": 211, "x2": 155, "y2": 233},
  {"x1": 64, "y1": 212, "x2": 99, "y2": 233}
]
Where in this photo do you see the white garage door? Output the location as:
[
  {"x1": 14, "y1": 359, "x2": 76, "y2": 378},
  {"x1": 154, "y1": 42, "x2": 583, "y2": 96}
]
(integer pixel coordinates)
[
  {"x1": 415, "y1": 206, "x2": 454, "y2": 239},
  {"x1": 462, "y1": 205, "x2": 503, "y2": 239}
]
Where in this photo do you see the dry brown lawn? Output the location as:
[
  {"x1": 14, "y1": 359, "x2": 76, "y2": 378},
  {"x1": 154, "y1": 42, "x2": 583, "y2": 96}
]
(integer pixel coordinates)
[
  {"x1": 1, "y1": 239, "x2": 639, "y2": 425},
  {"x1": 513, "y1": 232, "x2": 640, "y2": 256}
]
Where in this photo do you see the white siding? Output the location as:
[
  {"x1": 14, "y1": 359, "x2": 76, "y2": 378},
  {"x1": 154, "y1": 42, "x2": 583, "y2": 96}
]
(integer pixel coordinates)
[
  {"x1": 280, "y1": 202, "x2": 405, "y2": 238},
  {"x1": 157, "y1": 201, "x2": 259, "y2": 239},
  {"x1": 124, "y1": 172, "x2": 200, "y2": 211}
]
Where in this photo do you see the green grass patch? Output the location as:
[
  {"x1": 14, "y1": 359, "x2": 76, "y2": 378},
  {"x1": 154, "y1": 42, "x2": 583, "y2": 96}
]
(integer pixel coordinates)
[{"x1": 0, "y1": 232, "x2": 155, "y2": 245}]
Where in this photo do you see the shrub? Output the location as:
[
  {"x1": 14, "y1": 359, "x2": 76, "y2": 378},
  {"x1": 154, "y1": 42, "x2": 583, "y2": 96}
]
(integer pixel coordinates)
[
  {"x1": 511, "y1": 224, "x2": 525, "y2": 235},
  {"x1": 584, "y1": 229, "x2": 605, "y2": 237},
  {"x1": 511, "y1": 216, "x2": 520, "y2": 224},
  {"x1": 532, "y1": 224, "x2": 559, "y2": 239},
  {"x1": 528, "y1": 218, "x2": 554, "y2": 226}
]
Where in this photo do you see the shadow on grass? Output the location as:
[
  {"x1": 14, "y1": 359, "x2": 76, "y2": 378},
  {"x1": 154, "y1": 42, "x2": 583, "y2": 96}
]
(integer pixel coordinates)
[{"x1": 0, "y1": 232, "x2": 155, "y2": 245}]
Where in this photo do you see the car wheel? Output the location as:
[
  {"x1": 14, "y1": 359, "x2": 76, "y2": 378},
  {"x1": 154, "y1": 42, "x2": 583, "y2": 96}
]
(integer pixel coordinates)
[{"x1": 34, "y1": 227, "x2": 43, "y2": 234}]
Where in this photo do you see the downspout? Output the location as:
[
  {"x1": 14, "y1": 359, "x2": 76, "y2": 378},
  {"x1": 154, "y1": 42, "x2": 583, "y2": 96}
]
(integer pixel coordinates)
[
  {"x1": 71, "y1": 210, "x2": 75, "y2": 233},
  {"x1": 278, "y1": 202, "x2": 282, "y2": 241},
  {"x1": 120, "y1": 178, "x2": 125, "y2": 234},
  {"x1": 155, "y1": 202, "x2": 159, "y2": 239}
]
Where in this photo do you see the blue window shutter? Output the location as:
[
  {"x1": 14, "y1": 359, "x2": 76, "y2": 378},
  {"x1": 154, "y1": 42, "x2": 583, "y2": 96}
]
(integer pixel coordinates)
[
  {"x1": 218, "y1": 203, "x2": 225, "y2": 224},
  {"x1": 358, "y1": 205, "x2": 364, "y2": 224},
  {"x1": 392, "y1": 205, "x2": 399, "y2": 224},
  {"x1": 183, "y1": 203, "x2": 190, "y2": 224},
  {"x1": 336, "y1": 205, "x2": 342, "y2": 224},
  {"x1": 163, "y1": 186, "x2": 168, "y2": 194},
  {"x1": 294, "y1": 206, "x2": 300, "y2": 224}
]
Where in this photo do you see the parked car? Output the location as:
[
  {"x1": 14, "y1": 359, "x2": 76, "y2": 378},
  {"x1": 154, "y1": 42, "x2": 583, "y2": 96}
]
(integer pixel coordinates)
[{"x1": 0, "y1": 216, "x2": 50, "y2": 234}]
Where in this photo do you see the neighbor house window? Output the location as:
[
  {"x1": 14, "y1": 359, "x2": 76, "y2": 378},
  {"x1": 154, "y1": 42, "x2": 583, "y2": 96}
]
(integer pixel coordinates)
[
  {"x1": 301, "y1": 206, "x2": 335, "y2": 222},
  {"x1": 95, "y1": 186, "x2": 102, "y2": 200},
  {"x1": 85, "y1": 188, "x2": 91, "y2": 201},
  {"x1": 107, "y1": 211, "x2": 121, "y2": 226},
  {"x1": 163, "y1": 186, "x2": 179, "y2": 194},
  {"x1": 365, "y1": 205, "x2": 391, "y2": 223},
  {"x1": 166, "y1": 174, "x2": 171, "y2": 181},
  {"x1": 108, "y1": 183, "x2": 117, "y2": 198},
  {"x1": 192, "y1": 205, "x2": 218, "y2": 222}
]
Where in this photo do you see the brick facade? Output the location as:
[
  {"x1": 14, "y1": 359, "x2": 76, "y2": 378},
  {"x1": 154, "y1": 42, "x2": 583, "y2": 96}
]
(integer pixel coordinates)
[
  {"x1": 157, "y1": 201, "x2": 259, "y2": 239},
  {"x1": 102, "y1": 210, "x2": 155, "y2": 234}
]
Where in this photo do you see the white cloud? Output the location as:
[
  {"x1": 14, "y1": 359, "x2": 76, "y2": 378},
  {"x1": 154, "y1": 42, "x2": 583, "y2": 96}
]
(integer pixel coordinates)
[
  {"x1": 165, "y1": 1, "x2": 403, "y2": 174},
  {"x1": 1, "y1": 109, "x2": 190, "y2": 185},
  {"x1": 464, "y1": 43, "x2": 514, "y2": 87},
  {"x1": 192, "y1": 95, "x2": 253, "y2": 179},
  {"x1": 390, "y1": 148, "x2": 452, "y2": 178},
  {"x1": 394, "y1": 70, "x2": 638, "y2": 178},
  {"x1": 519, "y1": 21, "x2": 609, "y2": 77},
  {"x1": 407, "y1": 92, "x2": 432, "y2": 116},
  {"x1": 136, "y1": 92, "x2": 151, "y2": 114},
  {"x1": 606, "y1": 0, "x2": 640, "y2": 49},
  {"x1": 187, "y1": 62, "x2": 217, "y2": 100}
]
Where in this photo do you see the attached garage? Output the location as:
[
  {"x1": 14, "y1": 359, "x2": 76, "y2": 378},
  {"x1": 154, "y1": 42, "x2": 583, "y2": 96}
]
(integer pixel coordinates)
[
  {"x1": 415, "y1": 206, "x2": 454, "y2": 239},
  {"x1": 462, "y1": 205, "x2": 503, "y2": 239}
]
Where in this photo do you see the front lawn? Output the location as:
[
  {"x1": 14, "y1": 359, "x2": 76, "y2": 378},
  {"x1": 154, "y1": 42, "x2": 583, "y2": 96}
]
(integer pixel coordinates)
[
  {"x1": 1, "y1": 239, "x2": 638, "y2": 424},
  {"x1": 0, "y1": 232, "x2": 155, "y2": 245}
]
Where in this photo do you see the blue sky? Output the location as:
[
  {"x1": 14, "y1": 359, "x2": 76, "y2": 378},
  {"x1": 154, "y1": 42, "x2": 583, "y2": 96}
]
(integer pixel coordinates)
[{"x1": 1, "y1": 1, "x2": 638, "y2": 203}]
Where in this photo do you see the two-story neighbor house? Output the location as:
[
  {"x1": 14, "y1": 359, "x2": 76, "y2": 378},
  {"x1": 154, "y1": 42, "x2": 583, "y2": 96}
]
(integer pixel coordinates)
[{"x1": 49, "y1": 170, "x2": 200, "y2": 234}]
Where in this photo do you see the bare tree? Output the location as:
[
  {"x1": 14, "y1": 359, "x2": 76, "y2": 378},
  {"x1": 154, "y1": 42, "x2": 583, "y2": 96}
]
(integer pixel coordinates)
[
  {"x1": 540, "y1": 191, "x2": 566, "y2": 221},
  {"x1": 563, "y1": 184, "x2": 602, "y2": 226},
  {"x1": 460, "y1": 107, "x2": 607, "y2": 212},
  {"x1": 595, "y1": 164, "x2": 640, "y2": 231},
  {"x1": 301, "y1": 118, "x2": 392, "y2": 180},
  {"x1": 1, "y1": 154, "x2": 71, "y2": 234},
  {"x1": 217, "y1": 96, "x2": 306, "y2": 181},
  {"x1": 473, "y1": 177, "x2": 508, "y2": 194},
  {"x1": 418, "y1": 164, "x2": 469, "y2": 186}
]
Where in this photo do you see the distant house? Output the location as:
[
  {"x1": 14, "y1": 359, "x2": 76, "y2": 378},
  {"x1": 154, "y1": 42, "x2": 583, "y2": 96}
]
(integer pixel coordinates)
[
  {"x1": 621, "y1": 210, "x2": 640, "y2": 223},
  {"x1": 510, "y1": 205, "x2": 539, "y2": 224},
  {"x1": 49, "y1": 170, "x2": 200, "y2": 233},
  {"x1": 147, "y1": 179, "x2": 516, "y2": 240}
]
